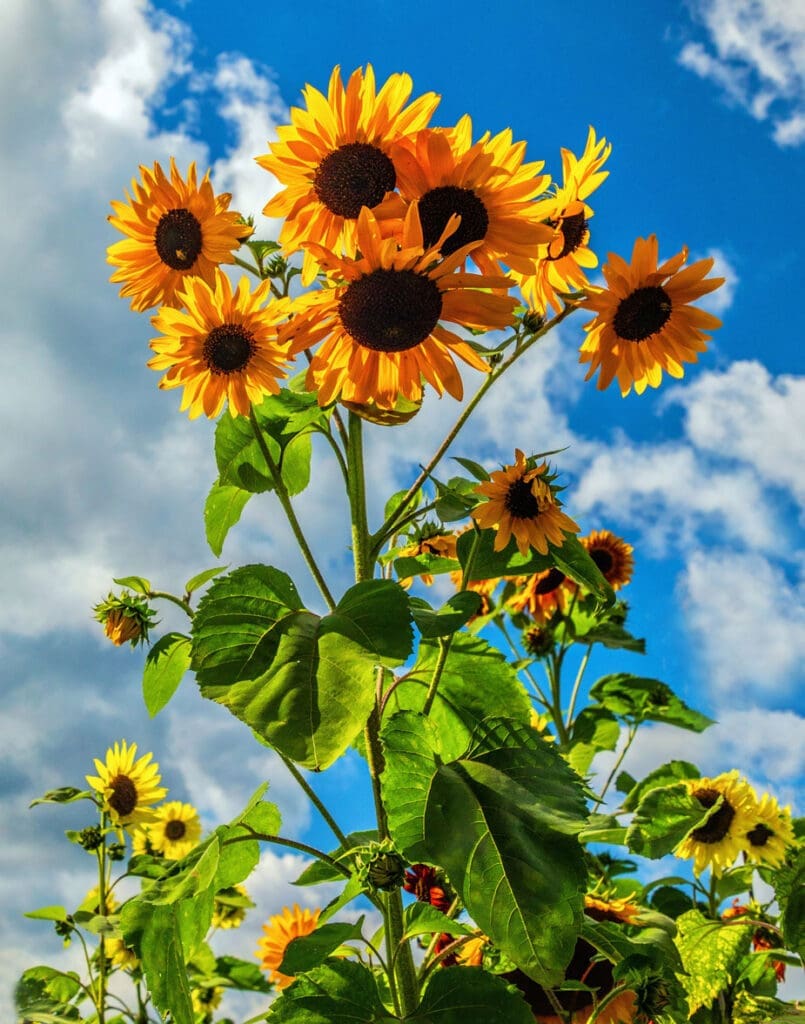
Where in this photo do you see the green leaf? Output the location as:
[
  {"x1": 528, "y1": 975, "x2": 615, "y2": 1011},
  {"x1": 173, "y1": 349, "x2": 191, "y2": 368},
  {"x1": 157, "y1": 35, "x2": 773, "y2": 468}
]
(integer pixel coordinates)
[
  {"x1": 212, "y1": 955, "x2": 272, "y2": 993},
  {"x1": 15, "y1": 966, "x2": 82, "y2": 1017},
  {"x1": 589, "y1": 674, "x2": 714, "y2": 731},
  {"x1": 615, "y1": 771, "x2": 637, "y2": 795},
  {"x1": 579, "y1": 813, "x2": 627, "y2": 846},
  {"x1": 142, "y1": 632, "x2": 191, "y2": 716},
  {"x1": 24, "y1": 906, "x2": 69, "y2": 922},
  {"x1": 204, "y1": 480, "x2": 252, "y2": 557},
  {"x1": 215, "y1": 413, "x2": 274, "y2": 493},
  {"x1": 281, "y1": 431, "x2": 312, "y2": 496},
  {"x1": 650, "y1": 884, "x2": 696, "y2": 919},
  {"x1": 293, "y1": 831, "x2": 378, "y2": 885},
  {"x1": 184, "y1": 566, "x2": 227, "y2": 594},
  {"x1": 410, "y1": 965, "x2": 535, "y2": 1023},
  {"x1": 317, "y1": 873, "x2": 366, "y2": 925},
  {"x1": 268, "y1": 959, "x2": 390, "y2": 1023},
  {"x1": 567, "y1": 707, "x2": 620, "y2": 774},
  {"x1": 409, "y1": 593, "x2": 482, "y2": 638},
  {"x1": 112, "y1": 575, "x2": 151, "y2": 595},
  {"x1": 401, "y1": 902, "x2": 472, "y2": 941},
  {"x1": 279, "y1": 919, "x2": 365, "y2": 975},
  {"x1": 384, "y1": 486, "x2": 420, "y2": 524},
  {"x1": 676, "y1": 909, "x2": 753, "y2": 1015},
  {"x1": 380, "y1": 713, "x2": 441, "y2": 862},
  {"x1": 394, "y1": 553, "x2": 461, "y2": 581},
  {"x1": 29, "y1": 787, "x2": 93, "y2": 808},
  {"x1": 622, "y1": 760, "x2": 701, "y2": 812},
  {"x1": 451, "y1": 456, "x2": 490, "y2": 481},
  {"x1": 433, "y1": 475, "x2": 478, "y2": 522},
  {"x1": 627, "y1": 781, "x2": 718, "y2": 859},
  {"x1": 122, "y1": 902, "x2": 194, "y2": 1024},
  {"x1": 774, "y1": 847, "x2": 805, "y2": 960}
]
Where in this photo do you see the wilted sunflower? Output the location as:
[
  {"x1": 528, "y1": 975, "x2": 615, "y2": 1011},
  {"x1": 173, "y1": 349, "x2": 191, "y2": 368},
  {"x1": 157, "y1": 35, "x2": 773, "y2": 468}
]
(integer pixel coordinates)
[
  {"x1": 257, "y1": 64, "x2": 439, "y2": 285},
  {"x1": 472, "y1": 450, "x2": 579, "y2": 556},
  {"x1": 579, "y1": 234, "x2": 724, "y2": 396},
  {"x1": 256, "y1": 904, "x2": 321, "y2": 989},
  {"x1": 149, "y1": 801, "x2": 202, "y2": 860},
  {"x1": 581, "y1": 530, "x2": 634, "y2": 590},
  {"x1": 514, "y1": 126, "x2": 611, "y2": 314},
  {"x1": 107, "y1": 158, "x2": 250, "y2": 311},
  {"x1": 741, "y1": 793, "x2": 795, "y2": 868},
  {"x1": 283, "y1": 205, "x2": 516, "y2": 409},
  {"x1": 393, "y1": 116, "x2": 553, "y2": 277},
  {"x1": 148, "y1": 269, "x2": 294, "y2": 418},
  {"x1": 86, "y1": 741, "x2": 167, "y2": 829},
  {"x1": 675, "y1": 771, "x2": 758, "y2": 876},
  {"x1": 507, "y1": 567, "x2": 569, "y2": 622}
]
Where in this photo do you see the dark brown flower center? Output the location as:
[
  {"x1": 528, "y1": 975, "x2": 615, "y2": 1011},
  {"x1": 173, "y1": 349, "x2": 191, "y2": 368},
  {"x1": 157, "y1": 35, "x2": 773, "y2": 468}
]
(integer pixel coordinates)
[
  {"x1": 418, "y1": 186, "x2": 490, "y2": 257},
  {"x1": 690, "y1": 787, "x2": 735, "y2": 843},
  {"x1": 313, "y1": 142, "x2": 396, "y2": 218},
  {"x1": 548, "y1": 211, "x2": 587, "y2": 260},
  {"x1": 590, "y1": 547, "x2": 614, "y2": 576},
  {"x1": 747, "y1": 823, "x2": 774, "y2": 847},
  {"x1": 165, "y1": 819, "x2": 187, "y2": 841},
  {"x1": 504, "y1": 478, "x2": 541, "y2": 520},
  {"x1": 613, "y1": 285, "x2": 672, "y2": 342},
  {"x1": 109, "y1": 775, "x2": 138, "y2": 817},
  {"x1": 339, "y1": 268, "x2": 442, "y2": 352},
  {"x1": 203, "y1": 323, "x2": 255, "y2": 374},
  {"x1": 154, "y1": 208, "x2": 203, "y2": 270},
  {"x1": 534, "y1": 567, "x2": 566, "y2": 594}
]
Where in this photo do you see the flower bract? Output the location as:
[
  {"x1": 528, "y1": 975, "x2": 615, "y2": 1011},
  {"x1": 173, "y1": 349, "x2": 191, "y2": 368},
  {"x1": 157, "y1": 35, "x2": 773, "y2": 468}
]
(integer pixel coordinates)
[
  {"x1": 86, "y1": 740, "x2": 167, "y2": 829},
  {"x1": 256, "y1": 904, "x2": 321, "y2": 989}
]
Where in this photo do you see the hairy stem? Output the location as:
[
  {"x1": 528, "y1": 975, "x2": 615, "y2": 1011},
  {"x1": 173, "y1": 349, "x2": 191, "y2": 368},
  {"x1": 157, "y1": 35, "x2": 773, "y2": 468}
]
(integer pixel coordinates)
[{"x1": 277, "y1": 752, "x2": 349, "y2": 848}]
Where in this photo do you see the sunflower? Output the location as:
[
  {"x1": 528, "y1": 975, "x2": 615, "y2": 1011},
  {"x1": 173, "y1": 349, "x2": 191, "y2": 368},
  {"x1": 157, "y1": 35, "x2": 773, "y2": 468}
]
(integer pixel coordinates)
[
  {"x1": 94, "y1": 592, "x2": 156, "y2": 648},
  {"x1": 392, "y1": 116, "x2": 553, "y2": 277},
  {"x1": 149, "y1": 801, "x2": 202, "y2": 860},
  {"x1": 107, "y1": 936, "x2": 139, "y2": 971},
  {"x1": 675, "y1": 771, "x2": 758, "y2": 876},
  {"x1": 507, "y1": 567, "x2": 569, "y2": 622},
  {"x1": 212, "y1": 884, "x2": 252, "y2": 930},
  {"x1": 403, "y1": 863, "x2": 454, "y2": 913},
  {"x1": 741, "y1": 793, "x2": 796, "y2": 869},
  {"x1": 86, "y1": 741, "x2": 167, "y2": 829},
  {"x1": 191, "y1": 986, "x2": 223, "y2": 1016},
  {"x1": 397, "y1": 527, "x2": 457, "y2": 587},
  {"x1": 131, "y1": 825, "x2": 158, "y2": 857},
  {"x1": 579, "y1": 234, "x2": 725, "y2": 396},
  {"x1": 472, "y1": 450, "x2": 580, "y2": 556},
  {"x1": 580, "y1": 530, "x2": 634, "y2": 590},
  {"x1": 256, "y1": 904, "x2": 321, "y2": 989},
  {"x1": 514, "y1": 127, "x2": 611, "y2": 314},
  {"x1": 257, "y1": 64, "x2": 439, "y2": 285},
  {"x1": 282, "y1": 205, "x2": 516, "y2": 409},
  {"x1": 107, "y1": 158, "x2": 250, "y2": 312},
  {"x1": 148, "y1": 269, "x2": 294, "y2": 418}
]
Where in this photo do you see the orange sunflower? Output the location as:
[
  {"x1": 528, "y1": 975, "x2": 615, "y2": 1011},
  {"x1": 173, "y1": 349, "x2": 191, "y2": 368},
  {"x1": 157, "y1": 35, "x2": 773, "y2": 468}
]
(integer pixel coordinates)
[
  {"x1": 282, "y1": 204, "x2": 516, "y2": 409},
  {"x1": 148, "y1": 269, "x2": 294, "y2": 418},
  {"x1": 581, "y1": 530, "x2": 634, "y2": 590},
  {"x1": 514, "y1": 127, "x2": 611, "y2": 314},
  {"x1": 398, "y1": 528, "x2": 458, "y2": 587},
  {"x1": 392, "y1": 116, "x2": 553, "y2": 277},
  {"x1": 579, "y1": 235, "x2": 724, "y2": 396},
  {"x1": 257, "y1": 64, "x2": 439, "y2": 285},
  {"x1": 107, "y1": 158, "x2": 250, "y2": 312},
  {"x1": 255, "y1": 904, "x2": 320, "y2": 990},
  {"x1": 472, "y1": 450, "x2": 580, "y2": 556},
  {"x1": 507, "y1": 567, "x2": 569, "y2": 622}
]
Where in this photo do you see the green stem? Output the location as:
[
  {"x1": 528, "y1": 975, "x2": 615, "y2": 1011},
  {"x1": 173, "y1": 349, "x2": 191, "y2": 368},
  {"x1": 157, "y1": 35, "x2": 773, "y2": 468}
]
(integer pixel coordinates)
[
  {"x1": 233, "y1": 255, "x2": 262, "y2": 277},
  {"x1": 346, "y1": 412, "x2": 372, "y2": 583},
  {"x1": 587, "y1": 982, "x2": 629, "y2": 1024},
  {"x1": 547, "y1": 653, "x2": 571, "y2": 746},
  {"x1": 277, "y1": 752, "x2": 349, "y2": 848},
  {"x1": 224, "y1": 829, "x2": 351, "y2": 877},
  {"x1": 248, "y1": 407, "x2": 336, "y2": 611},
  {"x1": 708, "y1": 872, "x2": 720, "y2": 918},
  {"x1": 495, "y1": 618, "x2": 552, "y2": 709},
  {"x1": 147, "y1": 590, "x2": 194, "y2": 618},
  {"x1": 593, "y1": 724, "x2": 637, "y2": 809},
  {"x1": 96, "y1": 816, "x2": 109, "y2": 1024},
  {"x1": 565, "y1": 644, "x2": 592, "y2": 732}
]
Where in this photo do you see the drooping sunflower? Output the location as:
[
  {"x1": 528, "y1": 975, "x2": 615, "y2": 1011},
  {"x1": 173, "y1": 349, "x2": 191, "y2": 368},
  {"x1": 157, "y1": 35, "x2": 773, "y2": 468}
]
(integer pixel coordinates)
[
  {"x1": 282, "y1": 205, "x2": 516, "y2": 409},
  {"x1": 257, "y1": 64, "x2": 439, "y2": 285},
  {"x1": 149, "y1": 801, "x2": 202, "y2": 860},
  {"x1": 507, "y1": 567, "x2": 569, "y2": 623},
  {"x1": 212, "y1": 884, "x2": 252, "y2": 930},
  {"x1": 107, "y1": 158, "x2": 250, "y2": 312},
  {"x1": 472, "y1": 449, "x2": 580, "y2": 556},
  {"x1": 86, "y1": 741, "x2": 167, "y2": 829},
  {"x1": 741, "y1": 793, "x2": 796, "y2": 869},
  {"x1": 579, "y1": 234, "x2": 725, "y2": 396},
  {"x1": 94, "y1": 592, "x2": 156, "y2": 648},
  {"x1": 392, "y1": 116, "x2": 553, "y2": 277},
  {"x1": 148, "y1": 269, "x2": 294, "y2": 418},
  {"x1": 675, "y1": 771, "x2": 758, "y2": 876},
  {"x1": 514, "y1": 127, "x2": 611, "y2": 314},
  {"x1": 581, "y1": 530, "x2": 634, "y2": 590},
  {"x1": 256, "y1": 904, "x2": 321, "y2": 990}
]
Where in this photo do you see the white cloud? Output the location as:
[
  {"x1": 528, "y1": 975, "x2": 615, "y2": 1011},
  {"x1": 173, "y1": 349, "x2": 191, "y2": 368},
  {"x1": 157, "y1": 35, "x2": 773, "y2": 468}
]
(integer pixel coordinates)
[{"x1": 696, "y1": 247, "x2": 739, "y2": 316}]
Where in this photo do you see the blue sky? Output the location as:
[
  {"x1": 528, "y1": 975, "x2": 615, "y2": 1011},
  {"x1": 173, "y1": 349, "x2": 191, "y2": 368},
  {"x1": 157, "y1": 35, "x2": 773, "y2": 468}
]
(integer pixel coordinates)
[{"x1": 1, "y1": 0, "x2": 804, "y2": 1015}]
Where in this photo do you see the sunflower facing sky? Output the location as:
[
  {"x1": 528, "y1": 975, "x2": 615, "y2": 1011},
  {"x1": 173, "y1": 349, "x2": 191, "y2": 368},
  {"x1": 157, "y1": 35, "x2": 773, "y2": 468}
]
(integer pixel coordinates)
[
  {"x1": 579, "y1": 234, "x2": 725, "y2": 396},
  {"x1": 86, "y1": 741, "x2": 167, "y2": 829},
  {"x1": 256, "y1": 904, "x2": 321, "y2": 989},
  {"x1": 257, "y1": 64, "x2": 439, "y2": 285},
  {"x1": 148, "y1": 269, "x2": 294, "y2": 418},
  {"x1": 149, "y1": 801, "x2": 202, "y2": 860},
  {"x1": 107, "y1": 158, "x2": 250, "y2": 312},
  {"x1": 675, "y1": 771, "x2": 758, "y2": 876},
  {"x1": 580, "y1": 530, "x2": 634, "y2": 590},
  {"x1": 282, "y1": 204, "x2": 516, "y2": 409},
  {"x1": 472, "y1": 450, "x2": 580, "y2": 556}
]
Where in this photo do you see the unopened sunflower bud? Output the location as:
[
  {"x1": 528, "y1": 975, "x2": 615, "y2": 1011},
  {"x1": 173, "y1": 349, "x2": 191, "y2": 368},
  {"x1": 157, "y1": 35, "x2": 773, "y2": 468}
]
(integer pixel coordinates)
[
  {"x1": 108, "y1": 842, "x2": 126, "y2": 861},
  {"x1": 521, "y1": 310, "x2": 545, "y2": 334},
  {"x1": 266, "y1": 253, "x2": 288, "y2": 277},
  {"x1": 79, "y1": 825, "x2": 104, "y2": 851},
  {"x1": 93, "y1": 592, "x2": 157, "y2": 648},
  {"x1": 367, "y1": 850, "x2": 406, "y2": 891},
  {"x1": 523, "y1": 625, "x2": 553, "y2": 658}
]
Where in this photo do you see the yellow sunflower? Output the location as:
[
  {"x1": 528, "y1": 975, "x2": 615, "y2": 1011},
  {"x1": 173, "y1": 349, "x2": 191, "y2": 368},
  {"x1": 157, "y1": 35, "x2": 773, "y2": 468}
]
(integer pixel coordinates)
[
  {"x1": 131, "y1": 825, "x2": 158, "y2": 857},
  {"x1": 191, "y1": 986, "x2": 222, "y2": 1016},
  {"x1": 86, "y1": 741, "x2": 167, "y2": 829},
  {"x1": 675, "y1": 771, "x2": 758, "y2": 876},
  {"x1": 212, "y1": 884, "x2": 252, "y2": 930},
  {"x1": 741, "y1": 793, "x2": 796, "y2": 868},
  {"x1": 149, "y1": 801, "x2": 202, "y2": 860},
  {"x1": 507, "y1": 567, "x2": 569, "y2": 622},
  {"x1": 472, "y1": 449, "x2": 580, "y2": 556},
  {"x1": 257, "y1": 64, "x2": 439, "y2": 285},
  {"x1": 579, "y1": 234, "x2": 725, "y2": 396},
  {"x1": 256, "y1": 904, "x2": 321, "y2": 989},
  {"x1": 282, "y1": 204, "x2": 516, "y2": 409},
  {"x1": 580, "y1": 530, "x2": 634, "y2": 590},
  {"x1": 514, "y1": 127, "x2": 611, "y2": 314},
  {"x1": 107, "y1": 936, "x2": 139, "y2": 971},
  {"x1": 148, "y1": 269, "x2": 294, "y2": 418},
  {"x1": 397, "y1": 528, "x2": 457, "y2": 587},
  {"x1": 392, "y1": 116, "x2": 553, "y2": 277},
  {"x1": 107, "y1": 158, "x2": 250, "y2": 312}
]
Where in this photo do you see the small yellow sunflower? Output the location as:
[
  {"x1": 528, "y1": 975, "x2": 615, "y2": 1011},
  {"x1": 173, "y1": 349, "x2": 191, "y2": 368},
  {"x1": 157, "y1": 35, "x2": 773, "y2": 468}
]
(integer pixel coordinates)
[
  {"x1": 107, "y1": 158, "x2": 250, "y2": 312},
  {"x1": 80, "y1": 886, "x2": 118, "y2": 917},
  {"x1": 107, "y1": 936, "x2": 139, "y2": 971},
  {"x1": 514, "y1": 126, "x2": 611, "y2": 314},
  {"x1": 191, "y1": 985, "x2": 223, "y2": 1016},
  {"x1": 211, "y1": 884, "x2": 252, "y2": 930},
  {"x1": 398, "y1": 528, "x2": 458, "y2": 587},
  {"x1": 257, "y1": 64, "x2": 439, "y2": 285},
  {"x1": 86, "y1": 741, "x2": 167, "y2": 829},
  {"x1": 741, "y1": 793, "x2": 796, "y2": 868},
  {"x1": 131, "y1": 825, "x2": 158, "y2": 857},
  {"x1": 675, "y1": 771, "x2": 758, "y2": 876},
  {"x1": 282, "y1": 204, "x2": 516, "y2": 409},
  {"x1": 580, "y1": 530, "x2": 634, "y2": 590},
  {"x1": 472, "y1": 450, "x2": 580, "y2": 556},
  {"x1": 149, "y1": 801, "x2": 202, "y2": 860},
  {"x1": 256, "y1": 904, "x2": 321, "y2": 989},
  {"x1": 579, "y1": 234, "x2": 725, "y2": 396},
  {"x1": 148, "y1": 269, "x2": 294, "y2": 418},
  {"x1": 392, "y1": 116, "x2": 553, "y2": 277},
  {"x1": 507, "y1": 567, "x2": 569, "y2": 622}
]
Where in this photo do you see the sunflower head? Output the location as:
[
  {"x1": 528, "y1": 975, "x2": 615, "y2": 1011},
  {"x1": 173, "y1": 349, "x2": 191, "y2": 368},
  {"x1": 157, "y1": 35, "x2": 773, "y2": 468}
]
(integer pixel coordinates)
[
  {"x1": 403, "y1": 863, "x2": 455, "y2": 913},
  {"x1": 191, "y1": 985, "x2": 223, "y2": 1017},
  {"x1": 675, "y1": 771, "x2": 758, "y2": 875},
  {"x1": 255, "y1": 904, "x2": 321, "y2": 989},
  {"x1": 397, "y1": 524, "x2": 458, "y2": 587},
  {"x1": 94, "y1": 592, "x2": 157, "y2": 648},
  {"x1": 107, "y1": 936, "x2": 140, "y2": 972},
  {"x1": 507, "y1": 566, "x2": 569, "y2": 623},
  {"x1": 741, "y1": 792, "x2": 796, "y2": 868},
  {"x1": 212, "y1": 884, "x2": 252, "y2": 930},
  {"x1": 86, "y1": 740, "x2": 167, "y2": 829},
  {"x1": 149, "y1": 801, "x2": 202, "y2": 860},
  {"x1": 581, "y1": 530, "x2": 634, "y2": 590}
]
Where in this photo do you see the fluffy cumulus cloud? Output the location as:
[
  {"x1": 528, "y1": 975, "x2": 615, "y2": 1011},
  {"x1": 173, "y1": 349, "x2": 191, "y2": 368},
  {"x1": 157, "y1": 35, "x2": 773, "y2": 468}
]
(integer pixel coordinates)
[{"x1": 678, "y1": 0, "x2": 805, "y2": 146}]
